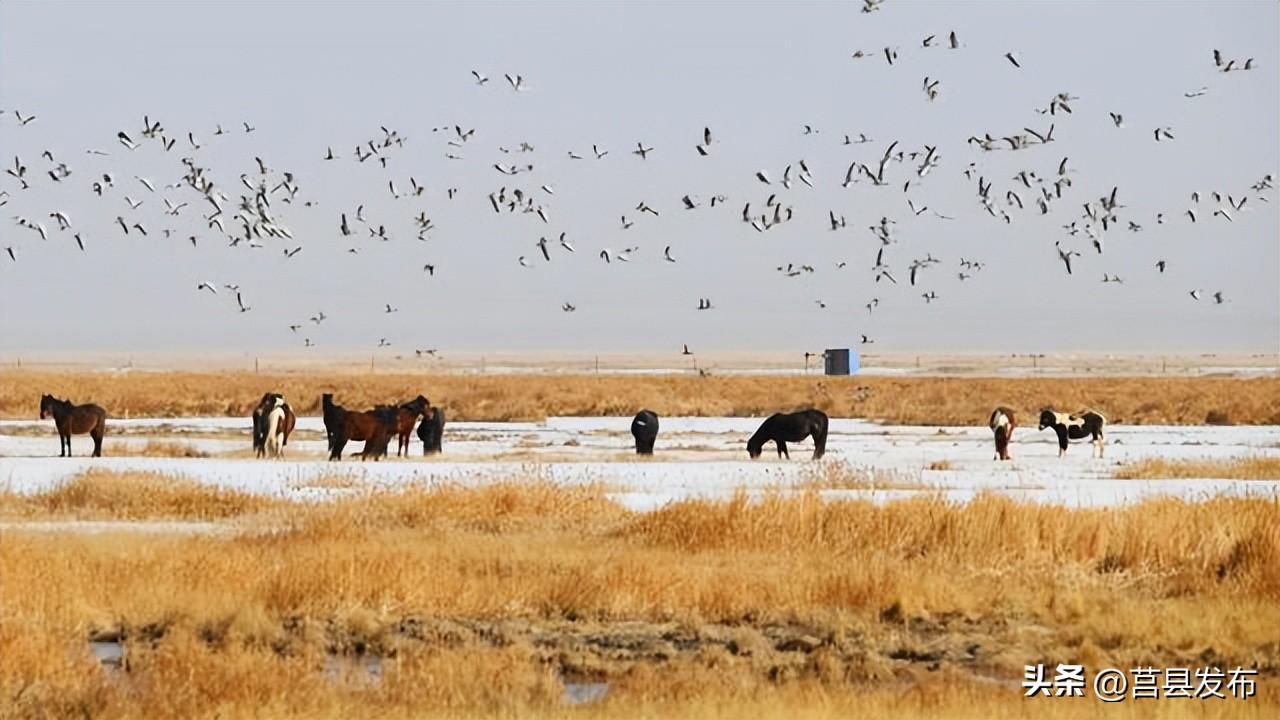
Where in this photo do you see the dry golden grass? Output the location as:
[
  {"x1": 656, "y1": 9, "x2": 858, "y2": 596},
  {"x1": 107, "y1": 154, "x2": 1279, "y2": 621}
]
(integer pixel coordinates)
[
  {"x1": 1, "y1": 472, "x2": 1278, "y2": 717},
  {"x1": 791, "y1": 461, "x2": 929, "y2": 490},
  {"x1": 101, "y1": 440, "x2": 211, "y2": 458},
  {"x1": 1116, "y1": 456, "x2": 1280, "y2": 480},
  {"x1": 3, "y1": 370, "x2": 1278, "y2": 424},
  {"x1": 0, "y1": 469, "x2": 287, "y2": 521}
]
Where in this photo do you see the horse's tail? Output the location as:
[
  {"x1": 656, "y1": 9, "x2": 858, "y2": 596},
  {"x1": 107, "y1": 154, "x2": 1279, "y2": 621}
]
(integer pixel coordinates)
[{"x1": 811, "y1": 411, "x2": 828, "y2": 459}]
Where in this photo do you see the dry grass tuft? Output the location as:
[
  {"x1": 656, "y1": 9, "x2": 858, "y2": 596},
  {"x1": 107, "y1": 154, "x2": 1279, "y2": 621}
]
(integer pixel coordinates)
[
  {"x1": 792, "y1": 461, "x2": 927, "y2": 490},
  {"x1": 1115, "y1": 456, "x2": 1280, "y2": 480},
  {"x1": 103, "y1": 440, "x2": 211, "y2": 458},
  {"x1": 3, "y1": 370, "x2": 1278, "y2": 424}
]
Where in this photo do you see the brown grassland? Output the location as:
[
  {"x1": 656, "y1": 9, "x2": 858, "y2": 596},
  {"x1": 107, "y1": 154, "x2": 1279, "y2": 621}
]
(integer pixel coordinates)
[
  {"x1": 2, "y1": 370, "x2": 1278, "y2": 424},
  {"x1": 1116, "y1": 457, "x2": 1280, "y2": 480},
  {"x1": 2, "y1": 471, "x2": 1278, "y2": 718}
]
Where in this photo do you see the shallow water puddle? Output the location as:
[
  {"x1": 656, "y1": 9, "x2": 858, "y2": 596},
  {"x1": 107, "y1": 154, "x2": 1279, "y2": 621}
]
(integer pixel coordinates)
[
  {"x1": 323, "y1": 653, "x2": 384, "y2": 684},
  {"x1": 562, "y1": 681, "x2": 609, "y2": 705},
  {"x1": 89, "y1": 640, "x2": 124, "y2": 671}
]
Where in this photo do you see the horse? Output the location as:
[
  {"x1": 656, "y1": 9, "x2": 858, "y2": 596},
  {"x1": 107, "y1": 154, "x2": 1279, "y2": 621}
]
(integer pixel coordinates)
[
  {"x1": 747, "y1": 409, "x2": 828, "y2": 460},
  {"x1": 322, "y1": 393, "x2": 345, "y2": 454},
  {"x1": 394, "y1": 395, "x2": 430, "y2": 457},
  {"x1": 989, "y1": 407, "x2": 1017, "y2": 460},
  {"x1": 631, "y1": 409, "x2": 659, "y2": 455},
  {"x1": 417, "y1": 406, "x2": 446, "y2": 455},
  {"x1": 326, "y1": 395, "x2": 399, "y2": 461},
  {"x1": 263, "y1": 401, "x2": 287, "y2": 458},
  {"x1": 253, "y1": 393, "x2": 296, "y2": 458},
  {"x1": 1039, "y1": 408, "x2": 1107, "y2": 458},
  {"x1": 357, "y1": 406, "x2": 401, "y2": 461},
  {"x1": 39, "y1": 394, "x2": 107, "y2": 457}
]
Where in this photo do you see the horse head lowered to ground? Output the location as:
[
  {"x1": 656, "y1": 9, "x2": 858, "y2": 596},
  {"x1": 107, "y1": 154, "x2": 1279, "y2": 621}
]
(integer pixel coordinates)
[{"x1": 747, "y1": 409, "x2": 828, "y2": 460}]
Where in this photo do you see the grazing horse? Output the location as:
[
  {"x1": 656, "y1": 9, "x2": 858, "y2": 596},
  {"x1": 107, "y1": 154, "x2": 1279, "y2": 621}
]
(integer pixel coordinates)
[
  {"x1": 989, "y1": 407, "x2": 1017, "y2": 460},
  {"x1": 417, "y1": 407, "x2": 446, "y2": 455},
  {"x1": 252, "y1": 393, "x2": 296, "y2": 458},
  {"x1": 1039, "y1": 408, "x2": 1107, "y2": 458},
  {"x1": 394, "y1": 395, "x2": 430, "y2": 457},
  {"x1": 631, "y1": 409, "x2": 659, "y2": 455},
  {"x1": 40, "y1": 394, "x2": 107, "y2": 457},
  {"x1": 747, "y1": 409, "x2": 828, "y2": 460}
]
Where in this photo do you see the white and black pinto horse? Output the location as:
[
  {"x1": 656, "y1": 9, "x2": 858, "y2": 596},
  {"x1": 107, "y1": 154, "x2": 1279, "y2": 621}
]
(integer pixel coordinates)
[
  {"x1": 1038, "y1": 408, "x2": 1106, "y2": 458},
  {"x1": 252, "y1": 393, "x2": 294, "y2": 458}
]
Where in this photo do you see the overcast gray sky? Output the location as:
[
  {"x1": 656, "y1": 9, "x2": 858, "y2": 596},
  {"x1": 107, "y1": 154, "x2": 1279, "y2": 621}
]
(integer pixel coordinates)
[{"x1": 1, "y1": 0, "x2": 1276, "y2": 355}]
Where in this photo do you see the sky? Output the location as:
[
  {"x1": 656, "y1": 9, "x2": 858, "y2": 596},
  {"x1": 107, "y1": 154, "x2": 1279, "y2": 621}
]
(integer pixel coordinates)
[{"x1": 0, "y1": 0, "x2": 1277, "y2": 356}]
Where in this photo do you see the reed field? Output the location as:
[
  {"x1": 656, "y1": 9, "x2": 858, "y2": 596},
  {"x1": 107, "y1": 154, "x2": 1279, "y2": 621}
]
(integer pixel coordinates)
[
  {"x1": 1, "y1": 471, "x2": 1278, "y2": 718},
  {"x1": 2, "y1": 371, "x2": 1278, "y2": 424},
  {"x1": 1115, "y1": 457, "x2": 1280, "y2": 480}
]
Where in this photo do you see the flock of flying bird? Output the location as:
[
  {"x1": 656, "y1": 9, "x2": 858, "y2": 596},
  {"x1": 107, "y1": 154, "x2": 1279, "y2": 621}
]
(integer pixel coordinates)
[{"x1": 2, "y1": 8, "x2": 1275, "y2": 352}]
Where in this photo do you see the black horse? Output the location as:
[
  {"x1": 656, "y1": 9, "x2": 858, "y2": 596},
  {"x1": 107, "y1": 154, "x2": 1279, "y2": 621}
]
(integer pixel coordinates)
[
  {"x1": 631, "y1": 409, "x2": 659, "y2": 455},
  {"x1": 747, "y1": 409, "x2": 828, "y2": 460},
  {"x1": 322, "y1": 393, "x2": 345, "y2": 456},
  {"x1": 417, "y1": 406, "x2": 446, "y2": 455},
  {"x1": 40, "y1": 394, "x2": 107, "y2": 457}
]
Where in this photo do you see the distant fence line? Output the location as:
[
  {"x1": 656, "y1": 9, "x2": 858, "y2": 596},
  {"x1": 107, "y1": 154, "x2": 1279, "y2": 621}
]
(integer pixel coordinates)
[{"x1": 4, "y1": 353, "x2": 1277, "y2": 378}]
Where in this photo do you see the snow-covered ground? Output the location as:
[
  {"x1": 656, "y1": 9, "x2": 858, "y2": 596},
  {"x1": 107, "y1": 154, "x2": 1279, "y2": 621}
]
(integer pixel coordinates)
[{"x1": 1, "y1": 417, "x2": 1277, "y2": 511}]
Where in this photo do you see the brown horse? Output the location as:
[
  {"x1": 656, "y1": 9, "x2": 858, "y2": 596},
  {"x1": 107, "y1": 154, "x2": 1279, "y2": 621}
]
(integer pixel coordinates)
[
  {"x1": 326, "y1": 395, "x2": 399, "y2": 461},
  {"x1": 359, "y1": 406, "x2": 401, "y2": 460},
  {"x1": 40, "y1": 394, "x2": 107, "y2": 457},
  {"x1": 394, "y1": 395, "x2": 430, "y2": 457}
]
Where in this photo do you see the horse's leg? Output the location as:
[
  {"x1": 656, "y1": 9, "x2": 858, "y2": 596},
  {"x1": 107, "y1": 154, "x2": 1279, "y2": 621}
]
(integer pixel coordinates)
[
  {"x1": 777, "y1": 440, "x2": 788, "y2": 459},
  {"x1": 92, "y1": 424, "x2": 104, "y2": 457},
  {"x1": 331, "y1": 435, "x2": 347, "y2": 461}
]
